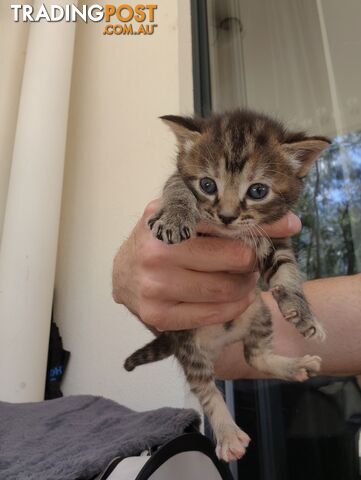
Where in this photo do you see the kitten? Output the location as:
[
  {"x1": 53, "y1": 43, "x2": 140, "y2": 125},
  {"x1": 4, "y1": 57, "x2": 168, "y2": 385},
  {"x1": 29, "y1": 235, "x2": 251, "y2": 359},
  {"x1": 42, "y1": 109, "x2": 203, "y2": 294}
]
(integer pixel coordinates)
[{"x1": 124, "y1": 109, "x2": 330, "y2": 462}]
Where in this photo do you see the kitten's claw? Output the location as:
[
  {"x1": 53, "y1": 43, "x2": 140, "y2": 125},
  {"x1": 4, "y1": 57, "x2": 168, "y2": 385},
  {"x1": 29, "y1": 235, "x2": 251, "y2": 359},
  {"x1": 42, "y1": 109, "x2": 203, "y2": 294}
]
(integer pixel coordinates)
[
  {"x1": 285, "y1": 309, "x2": 326, "y2": 342},
  {"x1": 148, "y1": 218, "x2": 157, "y2": 230},
  {"x1": 165, "y1": 229, "x2": 173, "y2": 244},
  {"x1": 156, "y1": 225, "x2": 163, "y2": 240},
  {"x1": 306, "y1": 319, "x2": 326, "y2": 342},
  {"x1": 284, "y1": 309, "x2": 298, "y2": 322},
  {"x1": 148, "y1": 211, "x2": 196, "y2": 244},
  {"x1": 216, "y1": 426, "x2": 250, "y2": 463},
  {"x1": 181, "y1": 226, "x2": 191, "y2": 240},
  {"x1": 303, "y1": 325, "x2": 316, "y2": 338}
]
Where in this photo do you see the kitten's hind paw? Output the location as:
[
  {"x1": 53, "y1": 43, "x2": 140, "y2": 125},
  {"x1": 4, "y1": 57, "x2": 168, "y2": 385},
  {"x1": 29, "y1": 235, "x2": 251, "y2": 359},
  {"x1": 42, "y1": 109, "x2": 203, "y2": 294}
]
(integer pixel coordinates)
[
  {"x1": 290, "y1": 354, "x2": 322, "y2": 381},
  {"x1": 284, "y1": 309, "x2": 326, "y2": 342},
  {"x1": 271, "y1": 285, "x2": 326, "y2": 342},
  {"x1": 215, "y1": 425, "x2": 250, "y2": 463},
  {"x1": 148, "y1": 211, "x2": 196, "y2": 244}
]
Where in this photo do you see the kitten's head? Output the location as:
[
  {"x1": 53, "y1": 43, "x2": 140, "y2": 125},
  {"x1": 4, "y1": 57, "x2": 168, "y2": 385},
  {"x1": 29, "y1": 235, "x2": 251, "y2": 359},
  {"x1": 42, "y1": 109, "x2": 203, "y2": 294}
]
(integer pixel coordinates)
[{"x1": 161, "y1": 110, "x2": 330, "y2": 231}]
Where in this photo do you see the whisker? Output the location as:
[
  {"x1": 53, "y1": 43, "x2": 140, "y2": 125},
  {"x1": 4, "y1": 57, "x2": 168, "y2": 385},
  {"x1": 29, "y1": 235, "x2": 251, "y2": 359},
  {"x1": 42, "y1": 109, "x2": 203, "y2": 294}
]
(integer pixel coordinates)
[
  {"x1": 245, "y1": 225, "x2": 260, "y2": 271},
  {"x1": 253, "y1": 224, "x2": 275, "y2": 254},
  {"x1": 203, "y1": 143, "x2": 218, "y2": 165}
]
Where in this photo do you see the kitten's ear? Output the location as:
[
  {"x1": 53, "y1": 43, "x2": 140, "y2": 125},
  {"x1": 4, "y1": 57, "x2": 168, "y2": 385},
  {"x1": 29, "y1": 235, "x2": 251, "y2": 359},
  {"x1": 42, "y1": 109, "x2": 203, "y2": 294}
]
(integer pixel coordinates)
[
  {"x1": 283, "y1": 136, "x2": 331, "y2": 178},
  {"x1": 160, "y1": 115, "x2": 202, "y2": 151}
]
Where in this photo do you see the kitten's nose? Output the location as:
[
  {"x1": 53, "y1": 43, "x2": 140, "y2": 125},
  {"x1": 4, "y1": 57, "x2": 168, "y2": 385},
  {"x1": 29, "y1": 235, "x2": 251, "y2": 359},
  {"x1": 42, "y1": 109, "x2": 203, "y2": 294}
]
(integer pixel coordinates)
[{"x1": 218, "y1": 214, "x2": 237, "y2": 225}]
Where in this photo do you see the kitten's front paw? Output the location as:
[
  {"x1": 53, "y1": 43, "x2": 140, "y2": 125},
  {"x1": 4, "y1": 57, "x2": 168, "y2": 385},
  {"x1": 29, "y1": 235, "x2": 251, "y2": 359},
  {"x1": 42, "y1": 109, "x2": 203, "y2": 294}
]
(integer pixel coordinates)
[
  {"x1": 215, "y1": 425, "x2": 250, "y2": 463},
  {"x1": 148, "y1": 210, "x2": 196, "y2": 244}
]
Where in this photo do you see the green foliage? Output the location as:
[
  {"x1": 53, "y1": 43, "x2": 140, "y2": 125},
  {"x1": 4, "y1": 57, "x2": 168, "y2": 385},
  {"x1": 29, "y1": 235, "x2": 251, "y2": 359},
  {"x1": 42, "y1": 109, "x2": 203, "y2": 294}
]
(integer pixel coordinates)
[{"x1": 293, "y1": 131, "x2": 361, "y2": 279}]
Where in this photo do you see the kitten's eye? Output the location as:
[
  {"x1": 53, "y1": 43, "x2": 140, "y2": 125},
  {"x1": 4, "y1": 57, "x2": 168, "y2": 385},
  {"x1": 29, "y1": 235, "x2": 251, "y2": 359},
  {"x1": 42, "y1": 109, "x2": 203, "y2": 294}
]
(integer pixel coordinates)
[
  {"x1": 200, "y1": 177, "x2": 217, "y2": 195},
  {"x1": 247, "y1": 183, "x2": 269, "y2": 200}
]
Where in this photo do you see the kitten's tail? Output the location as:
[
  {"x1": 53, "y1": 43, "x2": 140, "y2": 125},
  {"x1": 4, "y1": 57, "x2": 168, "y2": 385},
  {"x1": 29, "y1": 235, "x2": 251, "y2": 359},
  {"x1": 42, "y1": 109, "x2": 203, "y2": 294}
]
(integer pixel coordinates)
[{"x1": 124, "y1": 333, "x2": 175, "y2": 371}]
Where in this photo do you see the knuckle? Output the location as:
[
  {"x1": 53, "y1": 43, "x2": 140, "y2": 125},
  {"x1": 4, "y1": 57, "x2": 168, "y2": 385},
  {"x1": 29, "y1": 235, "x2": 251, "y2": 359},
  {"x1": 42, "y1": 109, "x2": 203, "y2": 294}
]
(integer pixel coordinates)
[
  {"x1": 139, "y1": 303, "x2": 170, "y2": 331},
  {"x1": 140, "y1": 306, "x2": 160, "y2": 328},
  {"x1": 205, "y1": 279, "x2": 240, "y2": 302},
  {"x1": 141, "y1": 242, "x2": 167, "y2": 268},
  {"x1": 139, "y1": 278, "x2": 162, "y2": 300},
  {"x1": 156, "y1": 319, "x2": 168, "y2": 331},
  {"x1": 152, "y1": 311, "x2": 168, "y2": 330},
  {"x1": 138, "y1": 305, "x2": 150, "y2": 324}
]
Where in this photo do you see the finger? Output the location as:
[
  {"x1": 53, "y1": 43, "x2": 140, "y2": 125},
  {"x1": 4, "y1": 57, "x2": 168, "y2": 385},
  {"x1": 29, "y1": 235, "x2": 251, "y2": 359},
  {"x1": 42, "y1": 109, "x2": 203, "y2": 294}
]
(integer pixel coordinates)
[
  {"x1": 149, "y1": 236, "x2": 257, "y2": 273},
  {"x1": 197, "y1": 213, "x2": 301, "y2": 239},
  {"x1": 156, "y1": 295, "x2": 256, "y2": 331},
  {"x1": 144, "y1": 271, "x2": 258, "y2": 303},
  {"x1": 260, "y1": 213, "x2": 302, "y2": 237}
]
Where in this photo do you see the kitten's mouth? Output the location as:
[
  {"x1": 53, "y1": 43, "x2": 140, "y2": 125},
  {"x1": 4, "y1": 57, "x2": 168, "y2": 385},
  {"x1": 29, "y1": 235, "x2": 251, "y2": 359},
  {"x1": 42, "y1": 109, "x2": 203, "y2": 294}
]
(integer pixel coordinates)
[{"x1": 202, "y1": 212, "x2": 254, "y2": 225}]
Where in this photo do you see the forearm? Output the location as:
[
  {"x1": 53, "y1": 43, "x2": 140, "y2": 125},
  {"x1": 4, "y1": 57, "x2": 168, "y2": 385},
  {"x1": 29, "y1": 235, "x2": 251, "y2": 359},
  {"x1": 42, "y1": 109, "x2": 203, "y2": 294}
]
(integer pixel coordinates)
[{"x1": 215, "y1": 273, "x2": 361, "y2": 379}]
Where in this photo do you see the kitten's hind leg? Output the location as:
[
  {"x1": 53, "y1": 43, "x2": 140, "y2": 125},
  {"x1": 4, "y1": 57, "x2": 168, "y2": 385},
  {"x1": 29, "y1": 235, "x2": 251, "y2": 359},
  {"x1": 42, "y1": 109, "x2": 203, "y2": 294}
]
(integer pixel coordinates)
[
  {"x1": 177, "y1": 342, "x2": 250, "y2": 462},
  {"x1": 243, "y1": 296, "x2": 322, "y2": 381}
]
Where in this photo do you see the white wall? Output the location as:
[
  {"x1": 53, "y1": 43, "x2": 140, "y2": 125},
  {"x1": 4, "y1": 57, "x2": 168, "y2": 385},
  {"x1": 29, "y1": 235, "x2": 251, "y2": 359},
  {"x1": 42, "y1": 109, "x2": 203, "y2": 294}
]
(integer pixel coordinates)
[{"x1": 55, "y1": 0, "x2": 195, "y2": 411}]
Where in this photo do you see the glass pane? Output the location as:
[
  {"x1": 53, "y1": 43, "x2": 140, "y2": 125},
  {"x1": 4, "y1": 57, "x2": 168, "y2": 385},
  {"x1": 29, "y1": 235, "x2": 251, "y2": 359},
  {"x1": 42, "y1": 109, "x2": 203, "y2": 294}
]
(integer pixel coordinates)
[{"x1": 205, "y1": 1, "x2": 361, "y2": 478}]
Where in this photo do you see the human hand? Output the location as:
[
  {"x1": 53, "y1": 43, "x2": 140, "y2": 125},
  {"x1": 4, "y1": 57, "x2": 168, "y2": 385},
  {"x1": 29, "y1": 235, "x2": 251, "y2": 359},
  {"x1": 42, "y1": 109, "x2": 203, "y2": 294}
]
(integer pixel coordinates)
[{"x1": 112, "y1": 200, "x2": 301, "y2": 331}]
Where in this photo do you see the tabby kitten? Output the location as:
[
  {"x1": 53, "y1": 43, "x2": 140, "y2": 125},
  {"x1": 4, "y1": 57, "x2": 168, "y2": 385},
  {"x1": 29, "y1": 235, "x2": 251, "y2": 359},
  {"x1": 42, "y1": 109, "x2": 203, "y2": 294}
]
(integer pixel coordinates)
[{"x1": 124, "y1": 109, "x2": 330, "y2": 462}]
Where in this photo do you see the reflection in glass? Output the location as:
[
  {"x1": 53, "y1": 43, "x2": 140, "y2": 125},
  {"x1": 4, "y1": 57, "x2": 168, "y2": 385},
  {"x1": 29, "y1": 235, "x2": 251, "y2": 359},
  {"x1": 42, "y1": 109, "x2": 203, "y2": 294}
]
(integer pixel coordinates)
[{"x1": 295, "y1": 132, "x2": 361, "y2": 278}]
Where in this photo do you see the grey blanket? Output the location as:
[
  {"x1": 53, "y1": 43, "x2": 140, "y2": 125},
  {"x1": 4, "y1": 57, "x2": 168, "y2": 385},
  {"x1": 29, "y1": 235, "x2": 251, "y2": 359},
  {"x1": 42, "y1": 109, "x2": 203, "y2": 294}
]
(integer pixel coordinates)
[{"x1": 0, "y1": 395, "x2": 200, "y2": 480}]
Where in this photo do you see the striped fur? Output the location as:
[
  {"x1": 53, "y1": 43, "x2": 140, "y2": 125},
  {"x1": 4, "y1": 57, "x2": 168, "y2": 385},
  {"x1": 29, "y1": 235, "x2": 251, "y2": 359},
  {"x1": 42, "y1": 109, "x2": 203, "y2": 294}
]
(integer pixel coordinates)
[{"x1": 124, "y1": 109, "x2": 330, "y2": 462}]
